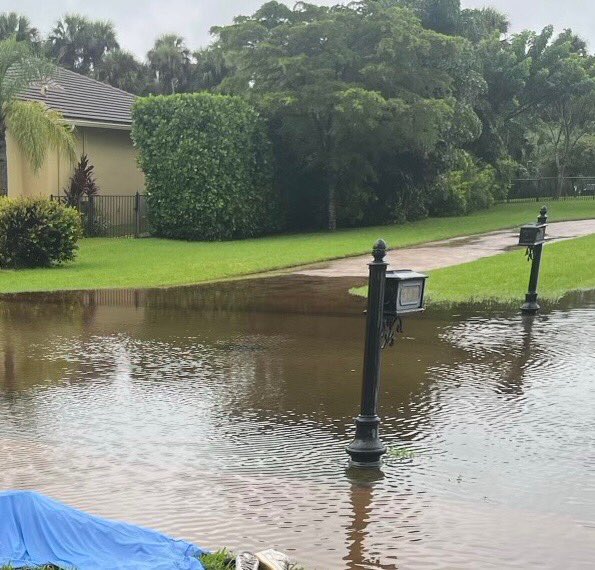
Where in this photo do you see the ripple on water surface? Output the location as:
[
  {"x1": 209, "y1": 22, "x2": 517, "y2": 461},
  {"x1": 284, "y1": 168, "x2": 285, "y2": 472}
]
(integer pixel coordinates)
[{"x1": 0, "y1": 282, "x2": 594, "y2": 569}]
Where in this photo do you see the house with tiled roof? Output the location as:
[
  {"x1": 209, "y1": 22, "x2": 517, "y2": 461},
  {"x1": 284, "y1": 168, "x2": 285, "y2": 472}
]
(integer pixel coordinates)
[{"x1": 6, "y1": 67, "x2": 144, "y2": 198}]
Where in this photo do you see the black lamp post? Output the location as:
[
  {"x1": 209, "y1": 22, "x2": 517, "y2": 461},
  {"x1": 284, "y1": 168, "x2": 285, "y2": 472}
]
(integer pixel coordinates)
[
  {"x1": 346, "y1": 240, "x2": 427, "y2": 468},
  {"x1": 519, "y1": 206, "x2": 548, "y2": 315}
]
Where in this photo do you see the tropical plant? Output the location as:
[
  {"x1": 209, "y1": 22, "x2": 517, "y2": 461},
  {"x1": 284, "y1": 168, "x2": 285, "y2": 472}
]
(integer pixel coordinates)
[
  {"x1": 0, "y1": 39, "x2": 77, "y2": 194},
  {"x1": 0, "y1": 196, "x2": 82, "y2": 268},
  {"x1": 147, "y1": 34, "x2": 191, "y2": 94},
  {"x1": 0, "y1": 12, "x2": 39, "y2": 44},
  {"x1": 47, "y1": 14, "x2": 119, "y2": 75},
  {"x1": 191, "y1": 47, "x2": 230, "y2": 91},
  {"x1": 64, "y1": 154, "x2": 99, "y2": 206},
  {"x1": 96, "y1": 49, "x2": 147, "y2": 94}
]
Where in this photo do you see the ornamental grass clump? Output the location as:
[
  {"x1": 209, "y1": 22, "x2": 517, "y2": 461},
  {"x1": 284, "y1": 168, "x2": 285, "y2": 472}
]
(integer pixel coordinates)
[
  {"x1": 132, "y1": 93, "x2": 281, "y2": 241},
  {"x1": 0, "y1": 197, "x2": 83, "y2": 268}
]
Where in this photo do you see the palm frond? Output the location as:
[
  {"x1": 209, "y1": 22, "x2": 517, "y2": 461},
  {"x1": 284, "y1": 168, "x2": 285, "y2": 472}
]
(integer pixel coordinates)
[
  {"x1": 0, "y1": 38, "x2": 56, "y2": 106},
  {"x1": 4, "y1": 100, "x2": 76, "y2": 171}
]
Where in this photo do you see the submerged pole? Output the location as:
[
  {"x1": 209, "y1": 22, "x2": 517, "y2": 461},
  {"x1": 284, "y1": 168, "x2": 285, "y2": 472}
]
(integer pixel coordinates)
[
  {"x1": 346, "y1": 239, "x2": 388, "y2": 468},
  {"x1": 521, "y1": 206, "x2": 548, "y2": 315}
]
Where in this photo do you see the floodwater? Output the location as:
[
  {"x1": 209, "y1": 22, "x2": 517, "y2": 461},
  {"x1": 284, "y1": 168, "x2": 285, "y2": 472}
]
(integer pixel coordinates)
[{"x1": 1, "y1": 277, "x2": 594, "y2": 569}]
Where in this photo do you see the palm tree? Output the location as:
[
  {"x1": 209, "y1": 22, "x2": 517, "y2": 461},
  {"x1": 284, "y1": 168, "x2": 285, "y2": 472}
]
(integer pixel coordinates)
[
  {"x1": 0, "y1": 12, "x2": 39, "y2": 44},
  {"x1": 47, "y1": 15, "x2": 118, "y2": 75},
  {"x1": 87, "y1": 20, "x2": 119, "y2": 73},
  {"x1": 47, "y1": 14, "x2": 88, "y2": 72},
  {"x1": 0, "y1": 39, "x2": 76, "y2": 194},
  {"x1": 192, "y1": 47, "x2": 230, "y2": 91},
  {"x1": 147, "y1": 34, "x2": 191, "y2": 94},
  {"x1": 96, "y1": 49, "x2": 147, "y2": 94}
]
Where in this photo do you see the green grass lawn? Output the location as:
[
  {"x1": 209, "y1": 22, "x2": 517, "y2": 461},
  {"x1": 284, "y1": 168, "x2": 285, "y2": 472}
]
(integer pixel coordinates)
[
  {"x1": 1, "y1": 199, "x2": 594, "y2": 294},
  {"x1": 353, "y1": 233, "x2": 595, "y2": 304},
  {"x1": 427, "y1": 233, "x2": 595, "y2": 303}
]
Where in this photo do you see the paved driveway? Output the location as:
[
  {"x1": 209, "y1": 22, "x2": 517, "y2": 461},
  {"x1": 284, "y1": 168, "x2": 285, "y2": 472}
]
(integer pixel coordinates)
[{"x1": 294, "y1": 219, "x2": 595, "y2": 277}]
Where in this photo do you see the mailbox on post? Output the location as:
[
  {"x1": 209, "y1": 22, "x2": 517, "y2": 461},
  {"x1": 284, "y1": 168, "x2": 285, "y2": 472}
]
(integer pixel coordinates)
[
  {"x1": 518, "y1": 223, "x2": 546, "y2": 247},
  {"x1": 346, "y1": 243, "x2": 429, "y2": 469},
  {"x1": 384, "y1": 270, "x2": 428, "y2": 316},
  {"x1": 519, "y1": 206, "x2": 548, "y2": 315}
]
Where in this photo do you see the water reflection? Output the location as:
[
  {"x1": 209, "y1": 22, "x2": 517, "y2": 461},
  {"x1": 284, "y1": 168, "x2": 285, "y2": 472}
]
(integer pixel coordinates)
[
  {"x1": 0, "y1": 280, "x2": 594, "y2": 569},
  {"x1": 344, "y1": 469, "x2": 399, "y2": 570}
]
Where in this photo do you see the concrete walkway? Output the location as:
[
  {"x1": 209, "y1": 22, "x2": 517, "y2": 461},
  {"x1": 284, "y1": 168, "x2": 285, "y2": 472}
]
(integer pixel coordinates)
[{"x1": 294, "y1": 219, "x2": 595, "y2": 278}]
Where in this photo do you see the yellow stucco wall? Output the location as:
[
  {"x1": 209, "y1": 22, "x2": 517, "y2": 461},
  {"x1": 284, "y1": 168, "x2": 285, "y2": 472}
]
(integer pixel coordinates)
[{"x1": 6, "y1": 125, "x2": 145, "y2": 198}]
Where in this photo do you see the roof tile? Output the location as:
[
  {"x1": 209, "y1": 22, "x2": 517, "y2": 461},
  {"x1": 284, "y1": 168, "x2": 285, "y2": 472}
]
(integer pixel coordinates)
[{"x1": 18, "y1": 67, "x2": 135, "y2": 125}]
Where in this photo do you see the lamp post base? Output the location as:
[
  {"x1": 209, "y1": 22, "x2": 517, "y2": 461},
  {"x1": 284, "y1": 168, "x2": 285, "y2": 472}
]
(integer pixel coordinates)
[
  {"x1": 521, "y1": 293, "x2": 540, "y2": 315},
  {"x1": 346, "y1": 415, "x2": 387, "y2": 468}
]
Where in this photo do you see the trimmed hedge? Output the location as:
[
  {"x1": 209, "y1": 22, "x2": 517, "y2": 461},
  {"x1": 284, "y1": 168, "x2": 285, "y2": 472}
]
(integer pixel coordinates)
[
  {"x1": 132, "y1": 93, "x2": 280, "y2": 240},
  {"x1": 0, "y1": 197, "x2": 83, "y2": 268}
]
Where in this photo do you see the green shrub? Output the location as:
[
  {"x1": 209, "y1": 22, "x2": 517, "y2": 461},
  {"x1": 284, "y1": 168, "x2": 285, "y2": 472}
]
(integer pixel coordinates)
[
  {"x1": 132, "y1": 93, "x2": 280, "y2": 240},
  {"x1": 494, "y1": 157, "x2": 518, "y2": 200},
  {"x1": 0, "y1": 197, "x2": 83, "y2": 268},
  {"x1": 428, "y1": 151, "x2": 502, "y2": 216}
]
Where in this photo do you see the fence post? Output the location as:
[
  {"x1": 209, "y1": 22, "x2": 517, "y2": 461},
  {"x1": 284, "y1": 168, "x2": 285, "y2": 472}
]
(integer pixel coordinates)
[
  {"x1": 87, "y1": 195, "x2": 95, "y2": 237},
  {"x1": 134, "y1": 192, "x2": 141, "y2": 238}
]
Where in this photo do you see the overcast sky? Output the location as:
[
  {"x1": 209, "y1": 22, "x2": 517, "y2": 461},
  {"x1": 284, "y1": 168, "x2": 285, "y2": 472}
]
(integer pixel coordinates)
[{"x1": 4, "y1": 0, "x2": 593, "y2": 57}]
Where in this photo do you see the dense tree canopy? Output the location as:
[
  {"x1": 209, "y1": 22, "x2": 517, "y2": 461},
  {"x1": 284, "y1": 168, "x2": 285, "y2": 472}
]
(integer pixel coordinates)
[
  {"x1": 47, "y1": 15, "x2": 119, "y2": 75},
  {"x1": 206, "y1": 1, "x2": 488, "y2": 227},
  {"x1": 96, "y1": 49, "x2": 148, "y2": 94},
  {"x1": 0, "y1": 13, "x2": 39, "y2": 45},
  {"x1": 1, "y1": 2, "x2": 594, "y2": 227}
]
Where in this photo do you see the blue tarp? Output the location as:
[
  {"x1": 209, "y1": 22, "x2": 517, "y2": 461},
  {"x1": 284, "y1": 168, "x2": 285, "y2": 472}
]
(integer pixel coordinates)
[{"x1": 0, "y1": 491, "x2": 205, "y2": 570}]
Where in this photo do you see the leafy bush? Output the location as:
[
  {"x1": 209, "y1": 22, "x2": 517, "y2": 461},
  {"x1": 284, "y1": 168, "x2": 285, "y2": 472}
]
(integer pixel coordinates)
[
  {"x1": 428, "y1": 151, "x2": 502, "y2": 216},
  {"x1": 0, "y1": 197, "x2": 83, "y2": 268},
  {"x1": 493, "y1": 157, "x2": 519, "y2": 200},
  {"x1": 132, "y1": 93, "x2": 280, "y2": 240},
  {"x1": 64, "y1": 154, "x2": 99, "y2": 207}
]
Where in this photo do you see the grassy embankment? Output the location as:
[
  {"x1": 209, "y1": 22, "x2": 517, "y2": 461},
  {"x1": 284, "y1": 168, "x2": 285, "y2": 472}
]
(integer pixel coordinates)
[
  {"x1": 352, "y1": 233, "x2": 595, "y2": 304},
  {"x1": 0, "y1": 199, "x2": 594, "y2": 294}
]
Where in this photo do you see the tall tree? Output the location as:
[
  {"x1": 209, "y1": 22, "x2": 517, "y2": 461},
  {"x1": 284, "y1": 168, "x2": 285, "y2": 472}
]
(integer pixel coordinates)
[
  {"x1": 147, "y1": 34, "x2": 191, "y2": 94},
  {"x1": 0, "y1": 13, "x2": 39, "y2": 44},
  {"x1": 96, "y1": 49, "x2": 147, "y2": 94},
  {"x1": 47, "y1": 15, "x2": 118, "y2": 75},
  {"x1": 213, "y1": 1, "x2": 478, "y2": 229},
  {"x1": 469, "y1": 25, "x2": 595, "y2": 171},
  {"x1": 0, "y1": 39, "x2": 76, "y2": 194},
  {"x1": 538, "y1": 90, "x2": 595, "y2": 196},
  {"x1": 407, "y1": 0, "x2": 461, "y2": 35},
  {"x1": 458, "y1": 7, "x2": 508, "y2": 44},
  {"x1": 191, "y1": 47, "x2": 230, "y2": 91}
]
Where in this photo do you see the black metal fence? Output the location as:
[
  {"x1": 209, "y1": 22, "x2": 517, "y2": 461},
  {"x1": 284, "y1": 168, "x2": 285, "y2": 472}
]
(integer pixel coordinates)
[
  {"x1": 506, "y1": 177, "x2": 595, "y2": 202},
  {"x1": 50, "y1": 178, "x2": 594, "y2": 238},
  {"x1": 51, "y1": 193, "x2": 149, "y2": 237}
]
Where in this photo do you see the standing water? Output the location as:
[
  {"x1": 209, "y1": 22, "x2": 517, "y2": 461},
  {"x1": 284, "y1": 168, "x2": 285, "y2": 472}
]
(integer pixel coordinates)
[{"x1": 1, "y1": 277, "x2": 594, "y2": 569}]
